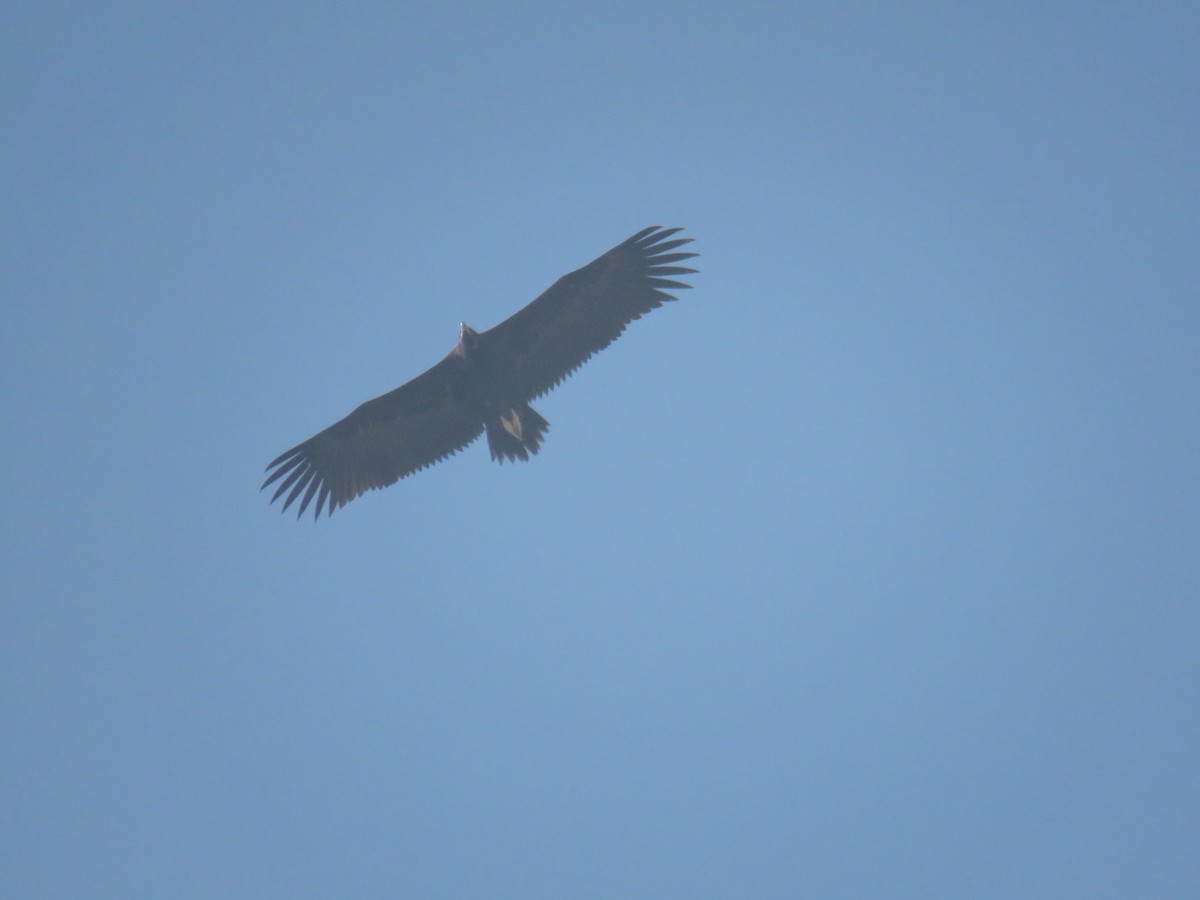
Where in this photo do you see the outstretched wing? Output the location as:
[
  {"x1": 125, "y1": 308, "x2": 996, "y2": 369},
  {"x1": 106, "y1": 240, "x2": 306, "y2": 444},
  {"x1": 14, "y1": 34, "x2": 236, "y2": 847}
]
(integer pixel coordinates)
[
  {"x1": 481, "y1": 226, "x2": 697, "y2": 399},
  {"x1": 261, "y1": 353, "x2": 483, "y2": 519}
]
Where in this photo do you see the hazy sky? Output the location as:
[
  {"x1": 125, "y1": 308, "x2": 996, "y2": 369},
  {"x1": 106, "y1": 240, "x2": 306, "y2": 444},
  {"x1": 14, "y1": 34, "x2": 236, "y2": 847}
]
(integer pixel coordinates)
[{"x1": 3, "y1": 2, "x2": 1197, "y2": 897}]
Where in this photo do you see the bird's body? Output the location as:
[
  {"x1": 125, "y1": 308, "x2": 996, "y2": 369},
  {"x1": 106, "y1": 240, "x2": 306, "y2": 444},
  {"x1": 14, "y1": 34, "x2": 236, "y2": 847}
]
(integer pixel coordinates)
[{"x1": 263, "y1": 226, "x2": 697, "y2": 518}]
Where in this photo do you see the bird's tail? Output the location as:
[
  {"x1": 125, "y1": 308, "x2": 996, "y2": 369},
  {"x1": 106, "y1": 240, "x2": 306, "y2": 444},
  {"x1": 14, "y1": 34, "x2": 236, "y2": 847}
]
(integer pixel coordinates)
[{"x1": 486, "y1": 403, "x2": 549, "y2": 463}]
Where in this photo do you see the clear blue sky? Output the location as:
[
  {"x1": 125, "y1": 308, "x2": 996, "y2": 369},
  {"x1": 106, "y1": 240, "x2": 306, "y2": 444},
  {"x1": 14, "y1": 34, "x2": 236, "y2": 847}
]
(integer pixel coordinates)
[{"x1": 3, "y1": 2, "x2": 1197, "y2": 897}]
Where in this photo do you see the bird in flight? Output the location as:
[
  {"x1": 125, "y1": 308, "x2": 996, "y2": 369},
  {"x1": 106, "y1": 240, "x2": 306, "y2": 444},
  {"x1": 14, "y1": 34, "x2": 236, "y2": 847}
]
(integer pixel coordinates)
[{"x1": 263, "y1": 225, "x2": 697, "y2": 519}]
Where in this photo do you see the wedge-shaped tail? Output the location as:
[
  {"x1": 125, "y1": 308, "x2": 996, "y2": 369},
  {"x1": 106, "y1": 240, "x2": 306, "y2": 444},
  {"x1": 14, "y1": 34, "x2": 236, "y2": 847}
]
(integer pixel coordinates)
[{"x1": 486, "y1": 404, "x2": 549, "y2": 463}]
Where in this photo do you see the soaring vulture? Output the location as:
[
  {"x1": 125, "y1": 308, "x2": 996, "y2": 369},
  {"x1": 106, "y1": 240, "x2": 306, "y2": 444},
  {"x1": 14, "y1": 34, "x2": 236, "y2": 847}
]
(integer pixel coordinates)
[{"x1": 263, "y1": 225, "x2": 697, "y2": 519}]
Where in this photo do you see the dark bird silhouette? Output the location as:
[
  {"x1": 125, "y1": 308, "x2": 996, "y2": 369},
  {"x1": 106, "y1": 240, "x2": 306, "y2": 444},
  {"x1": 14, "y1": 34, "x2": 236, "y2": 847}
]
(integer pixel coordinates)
[{"x1": 262, "y1": 226, "x2": 697, "y2": 519}]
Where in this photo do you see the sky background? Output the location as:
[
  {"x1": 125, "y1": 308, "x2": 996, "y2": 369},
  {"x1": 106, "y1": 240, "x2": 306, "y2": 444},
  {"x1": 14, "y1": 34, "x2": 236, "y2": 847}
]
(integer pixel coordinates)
[{"x1": 3, "y1": 2, "x2": 1198, "y2": 897}]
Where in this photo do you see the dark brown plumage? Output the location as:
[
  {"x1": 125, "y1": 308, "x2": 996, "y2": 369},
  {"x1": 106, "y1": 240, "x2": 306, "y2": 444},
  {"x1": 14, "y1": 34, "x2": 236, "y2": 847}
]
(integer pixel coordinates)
[{"x1": 262, "y1": 225, "x2": 697, "y2": 519}]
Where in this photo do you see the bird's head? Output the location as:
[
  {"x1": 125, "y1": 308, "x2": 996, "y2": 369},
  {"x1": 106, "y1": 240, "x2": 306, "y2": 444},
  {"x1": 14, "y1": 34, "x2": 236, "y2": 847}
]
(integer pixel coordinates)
[{"x1": 458, "y1": 323, "x2": 479, "y2": 355}]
